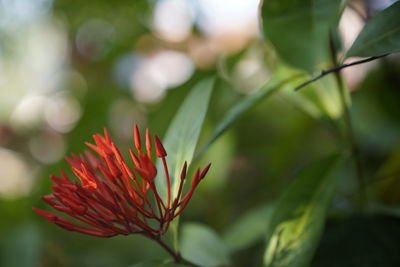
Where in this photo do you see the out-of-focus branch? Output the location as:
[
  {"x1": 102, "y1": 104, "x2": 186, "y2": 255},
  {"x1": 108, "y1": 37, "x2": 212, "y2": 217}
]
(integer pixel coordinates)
[{"x1": 294, "y1": 54, "x2": 388, "y2": 91}]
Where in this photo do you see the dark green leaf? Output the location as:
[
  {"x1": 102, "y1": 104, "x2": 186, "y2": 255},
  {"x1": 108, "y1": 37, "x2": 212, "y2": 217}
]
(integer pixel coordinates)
[
  {"x1": 260, "y1": 0, "x2": 342, "y2": 72},
  {"x1": 263, "y1": 155, "x2": 341, "y2": 267},
  {"x1": 223, "y1": 204, "x2": 273, "y2": 252},
  {"x1": 181, "y1": 223, "x2": 231, "y2": 267},
  {"x1": 346, "y1": 2, "x2": 400, "y2": 57}
]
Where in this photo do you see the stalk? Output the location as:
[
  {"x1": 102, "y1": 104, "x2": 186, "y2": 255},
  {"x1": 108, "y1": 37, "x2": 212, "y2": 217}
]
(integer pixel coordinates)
[{"x1": 329, "y1": 34, "x2": 366, "y2": 207}]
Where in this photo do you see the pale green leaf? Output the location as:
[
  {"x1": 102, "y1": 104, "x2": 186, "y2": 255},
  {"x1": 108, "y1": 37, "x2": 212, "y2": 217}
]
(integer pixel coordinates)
[
  {"x1": 263, "y1": 155, "x2": 341, "y2": 267},
  {"x1": 156, "y1": 78, "x2": 214, "y2": 199},
  {"x1": 223, "y1": 204, "x2": 273, "y2": 252},
  {"x1": 181, "y1": 223, "x2": 231, "y2": 267}
]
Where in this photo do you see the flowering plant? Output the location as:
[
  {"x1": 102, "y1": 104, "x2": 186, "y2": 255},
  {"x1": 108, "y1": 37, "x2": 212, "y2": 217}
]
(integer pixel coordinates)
[
  {"x1": 17, "y1": 1, "x2": 399, "y2": 266},
  {"x1": 34, "y1": 125, "x2": 210, "y2": 263}
]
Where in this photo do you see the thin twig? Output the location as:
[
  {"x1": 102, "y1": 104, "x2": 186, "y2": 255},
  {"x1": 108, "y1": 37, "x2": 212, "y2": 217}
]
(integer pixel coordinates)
[{"x1": 294, "y1": 54, "x2": 388, "y2": 91}]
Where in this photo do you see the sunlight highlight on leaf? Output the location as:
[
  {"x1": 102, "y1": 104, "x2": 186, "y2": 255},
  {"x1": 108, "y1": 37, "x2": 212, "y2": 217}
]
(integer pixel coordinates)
[{"x1": 263, "y1": 155, "x2": 341, "y2": 267}]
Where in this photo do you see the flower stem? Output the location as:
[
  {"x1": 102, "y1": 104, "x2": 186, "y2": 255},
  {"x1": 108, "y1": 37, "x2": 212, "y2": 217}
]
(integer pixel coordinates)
[
  {"x1": 154, "y1": 237, "x2": 199, "y2": 266},
  {"x1": 155, "y1": 237, "x2": 182, "y2": 263}
]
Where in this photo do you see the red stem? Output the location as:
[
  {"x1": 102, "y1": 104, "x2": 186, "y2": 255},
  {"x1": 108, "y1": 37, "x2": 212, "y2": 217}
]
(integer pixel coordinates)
[{"x1": 162, "y1": 157, "x2": 171, "y2": 209}]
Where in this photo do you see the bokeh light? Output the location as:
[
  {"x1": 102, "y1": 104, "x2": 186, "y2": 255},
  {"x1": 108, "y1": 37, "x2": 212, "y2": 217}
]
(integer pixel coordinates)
[
  {"x1": 153, "y1": 0, "x2": 194, "y2": 42},
  {"x1": 28, "y1": 130, "x2": 66, "y2": 163},
  {"x1": 339, "y1": 6, "x2": 369, "y2": 90},
  {"x1": 130, "y1": 50, "x2": 194, "y2": 103},
  {"x1": 0, "y1": 148, "x2": 33, "y2": 199},
  {"x1": 44, "y1": 93, "x2": 82, "y2": 133}
]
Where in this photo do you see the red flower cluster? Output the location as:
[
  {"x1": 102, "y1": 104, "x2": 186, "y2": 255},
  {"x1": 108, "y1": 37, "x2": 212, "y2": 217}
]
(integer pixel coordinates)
[{"x1": 33, "y1": 125, "x2": 210, "y2": 238}]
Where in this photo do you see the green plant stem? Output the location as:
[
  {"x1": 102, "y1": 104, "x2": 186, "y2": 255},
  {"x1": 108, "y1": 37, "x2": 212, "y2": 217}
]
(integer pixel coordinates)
[
  {"x1": 333, "y1": 69, "x2": 366, "y2": 193},
  {"x1": 170, "y1": 219, "x2": 180, "y2": 251},
  {"x1": 329, "y1": 37, "x2": 366, "y2": 206},
  {"x1": 154, "y1": 237, "x2": 198, "y2": 266},
  {"x1": 155, "y1": 237, "x2": 181, "y2": 263}
]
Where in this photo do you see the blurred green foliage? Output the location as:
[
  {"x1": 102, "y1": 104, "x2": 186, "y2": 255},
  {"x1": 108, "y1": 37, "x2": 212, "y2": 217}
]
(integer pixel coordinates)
[{"x1": 1, "y1": 0, "x2": 400, "y2": 266}]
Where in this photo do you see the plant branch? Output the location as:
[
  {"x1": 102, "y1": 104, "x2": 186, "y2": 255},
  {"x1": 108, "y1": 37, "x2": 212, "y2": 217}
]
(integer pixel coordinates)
[
  {"x1": 334, "y1": 66, "x2": 366, "y2": 192},
  {"x1": 294, "y1": 54, "x2": 388, "y2": 91},
  {"x1": 154, "y1": 236, "x2": 198, "y2": 266},
  {"x1": 328, "y1": 35, "x2": 366, "y2": 206},
  {"x1": 154, "y1": 237, "x2": 181, "y2": 263}
]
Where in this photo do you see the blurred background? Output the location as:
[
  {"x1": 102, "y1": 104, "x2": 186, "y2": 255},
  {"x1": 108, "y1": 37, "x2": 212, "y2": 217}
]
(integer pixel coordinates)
[{"x1": 0, "y1": 0, "x2": 399, "y2": 266}]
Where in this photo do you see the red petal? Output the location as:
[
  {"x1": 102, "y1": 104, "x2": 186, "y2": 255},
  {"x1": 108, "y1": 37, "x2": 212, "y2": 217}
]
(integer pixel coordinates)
[{"x1": 32, "y1": 207, "x2": 58, "y2": 222}]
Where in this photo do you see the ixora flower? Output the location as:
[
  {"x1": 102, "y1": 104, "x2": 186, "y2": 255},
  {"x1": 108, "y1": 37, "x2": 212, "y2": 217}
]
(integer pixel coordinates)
[{"x1": 33, "y1": 125, "x2": 211, "y2": 241}]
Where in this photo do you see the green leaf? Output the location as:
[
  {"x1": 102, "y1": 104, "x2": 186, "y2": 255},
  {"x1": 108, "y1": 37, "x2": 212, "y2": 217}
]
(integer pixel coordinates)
[
  {"x1": 181, "y1": 223, "x2": 231, "y2": 267},
  {"x1": 156, "y1": 77, "x2": 214, "y2": 199},
  {"x1": 263, "y1": 155, "x2": 341, "y2": 267},
  {"x1": 280, "y1": 73, "x2": 343, "y2": 120},
  {"x1": 260, "y1": 0, "x2": 342, "y2": 72},
  {"x1": 346, "y1": 2, "x2": 400, "y2": 57},
  {"x1": 198, "y1": 74, "x2": 303, "y2": 156},
  {"x1": 223, "y1": 204, "x2": 273, "y2": 252}
]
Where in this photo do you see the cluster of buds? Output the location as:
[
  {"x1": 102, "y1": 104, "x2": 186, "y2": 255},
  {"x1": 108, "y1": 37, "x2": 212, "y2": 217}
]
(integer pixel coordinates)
[{"x1": 33, "y1": 125, "x2": 211, "y2": 238}]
